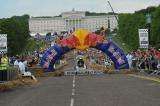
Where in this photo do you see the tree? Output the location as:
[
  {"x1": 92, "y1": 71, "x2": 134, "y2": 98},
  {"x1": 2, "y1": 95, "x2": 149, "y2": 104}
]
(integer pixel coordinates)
[
  {"x1": 0, "y1": 15, "x2": 30, "y2": 55},
  {"x1": 118, "y1": 5, "x2": 160, "y2": 50},
  {"x1": 118, "y1": 13, "x2": 146, "y2": 50},
  {"x1": 151, "y1": 6, "x2": 160, "y2": 48}
]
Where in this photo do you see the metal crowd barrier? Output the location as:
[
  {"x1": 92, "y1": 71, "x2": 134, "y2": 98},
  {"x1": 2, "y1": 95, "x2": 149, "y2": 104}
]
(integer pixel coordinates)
[
  {"x1": 132, "y1": 60, "x2": 160, "y2": 75},
  {"x1": 7, "y1": 65, "x2": 19, "y2": 81},
  {"x1": 64, "y1": 70, "x2": 104, "y2": 76}
]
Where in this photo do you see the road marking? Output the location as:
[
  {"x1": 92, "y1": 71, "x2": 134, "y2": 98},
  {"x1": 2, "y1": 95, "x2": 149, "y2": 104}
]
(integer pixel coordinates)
[
  {"x1": 72, "y1": 89, "x2": 75, "y2": 96},
  {"x1": 70, "y1": 98, "x2": 74, "y2": 106},
  {"x1": 73, "y1": 75, "x2": 75, "y2": 83},
  {"x1": 73, "y1": 83, "x2": 75, "y2": 88},
  {"x1": 129, "y1": 74, "x2": 160, "y2": 83},
  {"x1": 70, "y1": 75, "x2": 76, "y2": 106}
]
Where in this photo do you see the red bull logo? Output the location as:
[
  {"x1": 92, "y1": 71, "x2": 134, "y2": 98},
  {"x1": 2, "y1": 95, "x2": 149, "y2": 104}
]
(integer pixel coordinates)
[{"x1": 60, "y1": 29, "x2": 106, "y2": 50}]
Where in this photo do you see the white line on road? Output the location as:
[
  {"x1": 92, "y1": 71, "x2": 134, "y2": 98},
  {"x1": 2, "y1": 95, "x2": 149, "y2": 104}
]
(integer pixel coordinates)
[
  {"x1": 70, "y1": 75, "x2": 76, "y2": 106},
  {"x1": 73, "y1": 83, "x2": 75, "y2": 88},
  {"x1": 73, "y1": 75, "x2": 75, "y2": 84},
  {"x1": 70, "y1": 98, "x2": 74, "y2": 106},
  {"x1": 72, "y1": 89, "x2": 75, "y2": 96}
]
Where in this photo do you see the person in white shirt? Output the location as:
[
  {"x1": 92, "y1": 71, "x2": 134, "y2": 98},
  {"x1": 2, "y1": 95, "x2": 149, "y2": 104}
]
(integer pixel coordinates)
[
  {"x1": 22, "y1": 56, "x2": 28, "y2": 71},
  {"x1": 14, "y1": 60, "x2": 19, "y2": 66},
  {"x1": 14, "y1": 55, "x2": 20, "y2": 66},
  {"x1": 18, "y1": 60, "x2": 26, "y2": 74},
  {"x1": 127, "y1": 53, "x2": 133, "y2": 69}
]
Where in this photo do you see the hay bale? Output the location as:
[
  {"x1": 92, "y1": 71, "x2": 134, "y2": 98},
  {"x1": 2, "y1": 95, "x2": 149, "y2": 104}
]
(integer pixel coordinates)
[
  {"x1": 0, "y1": 78, "x2": 38, "y2": 92},
  {"x1": 0, "y1": 82, "x2": 14, "y2": 91}
]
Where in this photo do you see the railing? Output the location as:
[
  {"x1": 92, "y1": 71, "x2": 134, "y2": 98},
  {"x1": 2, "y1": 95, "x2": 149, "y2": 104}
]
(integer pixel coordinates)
[
  {"x1": 0, "y1": 65, "x2": 19, "y2": 81},
  {"x1": 131, "y1": 59, "x2": 160, "y2": 75},
  {"x1": 64, "y1": 70, "x2": 104, "y2": 76},
  {"x1": 7, "y1": 65, "x2": 19, "y2": 81}
]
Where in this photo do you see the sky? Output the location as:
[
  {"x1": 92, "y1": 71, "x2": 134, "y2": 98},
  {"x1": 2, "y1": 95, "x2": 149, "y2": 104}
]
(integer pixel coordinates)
[{"x1": 0, "y1": 0, "x2": 160, "y2": 18}]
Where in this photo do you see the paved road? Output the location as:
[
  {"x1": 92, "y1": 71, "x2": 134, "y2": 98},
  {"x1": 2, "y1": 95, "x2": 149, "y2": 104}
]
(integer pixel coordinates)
[{"x1": 0, "y1": 74, "x2": 160, "y2": 106}]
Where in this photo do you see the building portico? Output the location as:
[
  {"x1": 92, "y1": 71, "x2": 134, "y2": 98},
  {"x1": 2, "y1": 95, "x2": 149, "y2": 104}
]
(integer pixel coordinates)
[{"x1": 29, "y1": 10, "x2": 118, "y2": 35}]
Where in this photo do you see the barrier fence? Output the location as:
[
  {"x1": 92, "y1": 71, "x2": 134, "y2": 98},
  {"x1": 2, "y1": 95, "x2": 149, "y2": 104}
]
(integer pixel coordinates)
[
  {"x1": 0, "y1": 65, "x2": 19, "y2": 81},
  {"x1": 7, "y1": 66, "x2": 19, "y2": 81},
  {"x1": 64, "y1": 70, "x2": 104, "y2": 76},
  {"x1": 131, "y1": 59, "x2": 160, "y2": 75}
]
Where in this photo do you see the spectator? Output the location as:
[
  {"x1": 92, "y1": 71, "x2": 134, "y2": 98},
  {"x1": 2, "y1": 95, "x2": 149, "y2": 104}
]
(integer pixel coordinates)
[
  {"x1": 127, "y1": 52, "x2": 133, "y2": 69},
  {"x1": 14, "y1": 55, "x2": 19, "y2": 66},
  {"x1": 10, "y1": 56, "x2": 16, "y2": 64},
  {"x1": 18, "y1": 58, "x2": 26, "y2": 74},
  {"x1": 0, "y1": 54, "x2": 8, "y2": 81},
  {"x1": 23, "y1": 56, "x2": 28, "y2": 71}
]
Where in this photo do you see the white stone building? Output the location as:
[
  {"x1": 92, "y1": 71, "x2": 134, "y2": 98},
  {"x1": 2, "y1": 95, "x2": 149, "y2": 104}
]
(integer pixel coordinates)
[{"x1": 29, "y1": 10, "x2": 118, "y2": 36}]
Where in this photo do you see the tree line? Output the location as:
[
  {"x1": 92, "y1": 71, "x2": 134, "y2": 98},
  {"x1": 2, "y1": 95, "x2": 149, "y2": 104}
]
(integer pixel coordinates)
[
  {"x1": 0, "y1": 15, "x2": 30, "y2": 56},
  {"x1": 118, "y1": 5, "x2": 160, "y2": 50}
]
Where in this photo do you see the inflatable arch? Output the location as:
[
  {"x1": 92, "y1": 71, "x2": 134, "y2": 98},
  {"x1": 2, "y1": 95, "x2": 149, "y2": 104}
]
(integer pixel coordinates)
[{"x1": 41, "y1": 29, "x2": 129, "y2": 72}]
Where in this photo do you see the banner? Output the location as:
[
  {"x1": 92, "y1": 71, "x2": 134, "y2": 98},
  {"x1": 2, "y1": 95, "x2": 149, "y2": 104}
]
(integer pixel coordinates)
[
  {"x1": 138, "y1": 29, "x2": 149, "y2": 48},
  {"x1": 0, "y1": 34, "x2": 7, "y2": 54},
  {"x1": 41, "y1": 29, "x2": 129, "y2": 71}
]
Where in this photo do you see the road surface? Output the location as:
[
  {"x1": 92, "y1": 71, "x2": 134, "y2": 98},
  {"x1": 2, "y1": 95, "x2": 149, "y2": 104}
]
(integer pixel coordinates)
[{"x1": 0, "y1": 74, "x2": 160, "y2": 106}]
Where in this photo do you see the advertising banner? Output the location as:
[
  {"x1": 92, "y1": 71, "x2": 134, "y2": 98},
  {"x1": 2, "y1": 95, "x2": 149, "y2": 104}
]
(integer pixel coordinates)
[
  {"x1": 138, "y1": 29, "x2": 149, "y2": 48},
  {"x1": 0, "y1": 34, "x2": 7, "y2": 54}
]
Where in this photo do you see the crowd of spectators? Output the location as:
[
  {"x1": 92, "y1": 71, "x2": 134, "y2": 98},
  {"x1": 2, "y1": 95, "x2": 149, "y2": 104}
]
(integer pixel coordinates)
[
  {"x1": 86, "y1": 48, "x2": 112, "y2": 66},
  {"x1": 126, "y1": 48, "x2": 160, "y2": 74}
]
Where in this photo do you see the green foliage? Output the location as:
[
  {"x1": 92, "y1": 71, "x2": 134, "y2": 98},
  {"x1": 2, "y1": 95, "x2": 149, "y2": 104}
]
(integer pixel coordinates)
[
  {"x1": 23, "y1": 39, "x2": 38, "y2": 53},
  {"x1": 151, "y1": 6, "x2": 160, "y2": 48},
  {"x1": 23, "y1": 39, "x2": 48, "y2": 53},
  {"x1": 118, "y1": 13, "x2": 146, "y2": 50},
  {"x1": 112, "y1": 36, "x2": 132, "y2": 53},
  {"x1": 0, "y1": 15, "x2": 30, "y2": 55},
  {"x1": 85, "y1": 11, "x2": 117, "y2": 16},
  {"x1": 135, "y1": 6, "x2": 156, "y2": 15},
  {"x1": 118, "y1": 5, "x2": 160, "y2": 51}
]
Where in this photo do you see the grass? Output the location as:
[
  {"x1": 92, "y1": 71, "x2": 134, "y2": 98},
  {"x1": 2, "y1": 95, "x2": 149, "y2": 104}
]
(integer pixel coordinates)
[
  {"x1": 111, "y1": 35, "x2": 133, "y2": 53},
  {"x1": 0, "y1": 78, "x2": 38, "y2": 92}
]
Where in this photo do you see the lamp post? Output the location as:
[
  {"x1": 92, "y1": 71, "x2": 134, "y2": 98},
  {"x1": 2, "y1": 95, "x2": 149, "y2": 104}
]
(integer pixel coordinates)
[{"x1": 146, "y1": 14, "x2": 151, "y2": 46}]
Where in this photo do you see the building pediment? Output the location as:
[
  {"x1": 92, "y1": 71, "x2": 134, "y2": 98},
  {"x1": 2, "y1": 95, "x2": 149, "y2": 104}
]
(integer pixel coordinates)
[
  {"x1": 62, "y1": 11, "x2": 85, "y2": 19},
  {"x1": 64, "y1": 15, "x2": 83, "y2": 19}
]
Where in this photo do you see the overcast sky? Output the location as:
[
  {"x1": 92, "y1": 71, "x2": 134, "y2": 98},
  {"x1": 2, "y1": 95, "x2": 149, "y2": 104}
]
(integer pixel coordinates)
[{"x1": 0, "y1": 0, "x2": 160, "y2": 18}]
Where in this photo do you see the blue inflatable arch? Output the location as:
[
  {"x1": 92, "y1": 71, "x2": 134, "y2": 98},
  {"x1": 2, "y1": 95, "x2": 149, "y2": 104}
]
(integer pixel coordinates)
[{"x1": 41, "y1": 41, "x2": 129, "y2": 72}]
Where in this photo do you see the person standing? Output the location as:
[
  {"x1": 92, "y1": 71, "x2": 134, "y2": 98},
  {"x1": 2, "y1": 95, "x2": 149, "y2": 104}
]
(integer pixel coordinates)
[
  {"x1": 127, "y1": 52, "x2": 133, "y2": 69},
  {"x1": 0, "y1": 54, "x2": 8, "y2": 81},
  {"x1": 18, "y1": 57, "x2": 26, "y2": 74},
  {"x1": 14, "y1": 55, "x2": 19, "y2": 66}
]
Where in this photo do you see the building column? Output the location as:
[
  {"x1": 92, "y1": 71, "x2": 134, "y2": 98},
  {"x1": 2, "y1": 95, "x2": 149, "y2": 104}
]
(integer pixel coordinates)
[
  {"x1": 78, "y1": 19, "x2": 80, "y2": 29},
  {"x1": 69, "y1": 19, "x2": 71, "y2": 32},
  {"x1": 65, "y1": 19, "x2": 67, "y2": 31},
  {"x1": 73, "y1": 19, "x2": 75, "y2": 32},
  {"x1": 74, "y1": 19, "x2": 76, "y2": 31},
  {"x1": 77, "y1": 19, "x2": 79, "y2": 29}
]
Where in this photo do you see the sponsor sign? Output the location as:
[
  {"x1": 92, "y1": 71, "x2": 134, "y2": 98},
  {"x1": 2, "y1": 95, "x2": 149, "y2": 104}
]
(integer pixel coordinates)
[
  {"x1": 138, "y1": 29, "x2": 149, "y2": 48},
  {"x1": 0, "y1": 34, "x2": 7, "y2": 54}
]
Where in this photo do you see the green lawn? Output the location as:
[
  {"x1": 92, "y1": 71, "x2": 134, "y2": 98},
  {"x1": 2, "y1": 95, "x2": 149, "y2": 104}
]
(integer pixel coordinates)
[{"x1": 110, "y1": 35, "x2": 133, "y2": 53}]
